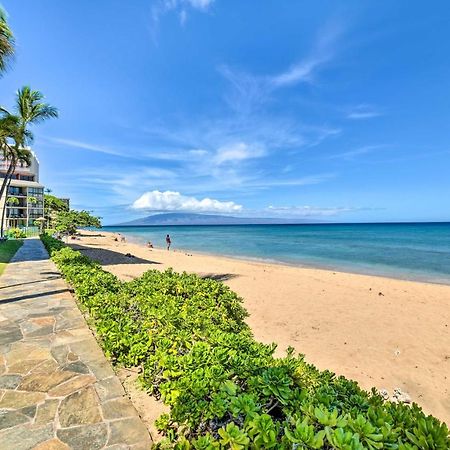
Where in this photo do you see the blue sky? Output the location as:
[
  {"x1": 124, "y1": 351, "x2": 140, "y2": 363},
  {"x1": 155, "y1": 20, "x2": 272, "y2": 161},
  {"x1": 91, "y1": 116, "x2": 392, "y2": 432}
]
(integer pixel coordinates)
[{"x1": 1, "y1": 0, "x2": 450, "y2": 224}]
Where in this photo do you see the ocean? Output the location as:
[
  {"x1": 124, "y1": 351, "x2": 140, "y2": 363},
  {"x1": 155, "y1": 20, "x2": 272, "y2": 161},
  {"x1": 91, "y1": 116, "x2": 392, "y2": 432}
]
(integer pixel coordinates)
[{"x1": 103, "y1": 222, "x2": 450, "y2": 284}]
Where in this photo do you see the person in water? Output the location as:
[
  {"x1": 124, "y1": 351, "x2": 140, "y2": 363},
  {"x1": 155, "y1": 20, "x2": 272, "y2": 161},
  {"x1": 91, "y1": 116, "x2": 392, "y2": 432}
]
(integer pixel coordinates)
[{"x1": 166, "y1": 234, "x2": 171, "y2": 251}]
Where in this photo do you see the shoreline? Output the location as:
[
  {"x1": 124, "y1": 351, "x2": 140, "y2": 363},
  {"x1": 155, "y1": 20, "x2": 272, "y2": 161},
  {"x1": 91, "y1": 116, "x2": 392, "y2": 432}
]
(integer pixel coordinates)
[
  {"x1": 102, "y1": 228, "x2": 450, "y2": 287},
  {"x1": 73, "y1": 230, "x2": 450, "y2": 424}
]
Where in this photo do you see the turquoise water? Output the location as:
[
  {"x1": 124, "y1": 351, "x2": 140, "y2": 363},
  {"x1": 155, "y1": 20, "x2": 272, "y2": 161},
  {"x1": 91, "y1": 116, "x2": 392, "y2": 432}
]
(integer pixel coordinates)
[{"x1": 103, "y1": 223, "x2": 450, "y2": 284}]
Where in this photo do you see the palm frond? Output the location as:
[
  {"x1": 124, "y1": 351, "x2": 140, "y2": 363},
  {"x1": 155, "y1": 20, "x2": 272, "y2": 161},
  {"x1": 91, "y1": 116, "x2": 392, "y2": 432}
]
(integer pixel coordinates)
[
  {"x1": 16, "y1": 86, "x2": 59, "y2": 124},
  {"x1": 0, "y1": 7, "x2": 14, "y2": 75},
  {"x1": 17, "y1": 147, "x2": 32, "y2": 166}
]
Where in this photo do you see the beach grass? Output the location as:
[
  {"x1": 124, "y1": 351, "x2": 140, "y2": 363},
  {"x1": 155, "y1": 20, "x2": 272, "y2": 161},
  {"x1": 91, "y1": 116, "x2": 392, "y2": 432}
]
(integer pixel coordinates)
[{"x1": 0, "y1": 239, "x2": 22, "y2": 276}]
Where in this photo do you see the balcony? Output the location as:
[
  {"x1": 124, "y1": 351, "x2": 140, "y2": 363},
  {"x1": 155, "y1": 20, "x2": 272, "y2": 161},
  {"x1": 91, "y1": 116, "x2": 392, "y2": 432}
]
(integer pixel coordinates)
[{"x1": 7, "y1": 189, "x2": 27, "y2": 197}]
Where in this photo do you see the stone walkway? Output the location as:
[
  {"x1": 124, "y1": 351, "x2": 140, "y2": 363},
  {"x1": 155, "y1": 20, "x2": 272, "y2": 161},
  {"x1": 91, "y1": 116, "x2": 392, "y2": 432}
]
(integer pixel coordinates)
[{"x1": 0, "y1": 238, "x2": 152, "y2": 450}]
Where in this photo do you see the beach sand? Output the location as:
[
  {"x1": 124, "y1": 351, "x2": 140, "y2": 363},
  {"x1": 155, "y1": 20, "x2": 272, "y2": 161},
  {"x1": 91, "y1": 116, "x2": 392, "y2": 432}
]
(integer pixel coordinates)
[{"x1": 69, "y1": 230, "x2": 450, "y2": 424}]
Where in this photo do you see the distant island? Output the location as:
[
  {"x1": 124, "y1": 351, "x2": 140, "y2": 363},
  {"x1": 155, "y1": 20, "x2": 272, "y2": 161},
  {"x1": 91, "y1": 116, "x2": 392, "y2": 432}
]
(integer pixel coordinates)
[{"x1": 112, "y1": 212, "x2": 322, "y2": 226}]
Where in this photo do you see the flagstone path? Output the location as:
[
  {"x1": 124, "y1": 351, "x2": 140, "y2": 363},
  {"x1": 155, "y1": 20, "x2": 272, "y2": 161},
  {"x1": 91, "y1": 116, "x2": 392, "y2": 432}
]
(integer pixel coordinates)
[{"x1": 0, "y1": 238, "x2": 153, "y2": 450}]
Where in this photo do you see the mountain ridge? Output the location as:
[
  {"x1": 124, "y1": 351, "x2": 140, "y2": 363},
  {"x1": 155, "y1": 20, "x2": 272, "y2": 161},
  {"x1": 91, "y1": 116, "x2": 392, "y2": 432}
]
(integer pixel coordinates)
[{"x1": 112, "y1": 212, "x2": 321, "y2": 226}]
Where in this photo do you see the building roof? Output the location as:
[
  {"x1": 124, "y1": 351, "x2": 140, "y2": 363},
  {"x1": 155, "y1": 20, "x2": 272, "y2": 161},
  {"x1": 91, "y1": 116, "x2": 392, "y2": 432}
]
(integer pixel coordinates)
[{"x1": 10, "y1": 179, "x2": 44, "y2": 189}]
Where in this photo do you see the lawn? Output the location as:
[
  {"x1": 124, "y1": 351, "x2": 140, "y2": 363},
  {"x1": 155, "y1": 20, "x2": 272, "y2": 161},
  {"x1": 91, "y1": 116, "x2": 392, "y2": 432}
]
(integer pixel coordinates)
[{"x1": 0, "y1": 240, "x2": 23, "y2": 276}]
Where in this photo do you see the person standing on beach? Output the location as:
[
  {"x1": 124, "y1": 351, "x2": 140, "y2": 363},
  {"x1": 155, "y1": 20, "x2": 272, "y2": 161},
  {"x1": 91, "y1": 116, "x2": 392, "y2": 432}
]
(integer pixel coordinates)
[{"x1": 166, "y1": 234, "x2": 171, "y2": 251}]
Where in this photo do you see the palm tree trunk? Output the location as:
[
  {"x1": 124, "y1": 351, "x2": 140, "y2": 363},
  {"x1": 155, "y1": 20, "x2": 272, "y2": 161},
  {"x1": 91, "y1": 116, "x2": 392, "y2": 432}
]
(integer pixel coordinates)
[
  {"x1": 0, "y1": 160, "x2": 15, "y2": 202},
  {"x1": 0, "y1": 173, "x2": 13, "y2": 237},
  {"x1": 0, "y1": 144, "x2": 17, "y2": 202}
]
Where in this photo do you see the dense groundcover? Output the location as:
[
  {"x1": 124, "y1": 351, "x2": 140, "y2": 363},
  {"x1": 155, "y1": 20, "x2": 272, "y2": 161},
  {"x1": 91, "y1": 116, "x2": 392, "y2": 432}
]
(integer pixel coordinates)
[{"x1": 41, "y1": 234, "x2": 449, "y2": 449}]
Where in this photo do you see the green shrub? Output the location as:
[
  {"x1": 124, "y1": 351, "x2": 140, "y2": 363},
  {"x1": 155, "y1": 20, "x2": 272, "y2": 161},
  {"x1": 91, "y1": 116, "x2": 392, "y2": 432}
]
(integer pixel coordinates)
[
  {"x1": 41, "y1": 234, "x2": 450, "y2": 449},
  {"x1": 6, "y1": 227, "x2": 26, "y2": 239}
]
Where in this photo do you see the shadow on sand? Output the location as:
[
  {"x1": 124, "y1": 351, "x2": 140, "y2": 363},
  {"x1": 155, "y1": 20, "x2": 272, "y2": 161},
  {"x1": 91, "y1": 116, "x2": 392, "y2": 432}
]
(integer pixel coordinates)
[
  {"x1": 68, "y1": 243, "x2": 162, "y2": 266},
  {"x1": 200, "y1": 273, "x2": 238, "y2": 282}
]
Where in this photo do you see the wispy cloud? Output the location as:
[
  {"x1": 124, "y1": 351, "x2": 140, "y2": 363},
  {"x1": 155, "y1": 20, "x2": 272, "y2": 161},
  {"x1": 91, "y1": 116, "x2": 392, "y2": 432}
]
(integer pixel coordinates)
[
  {"x1": 132, "y1": 190, "x2": 242, "y2": 213},
  {"x1": 214, "y1": 142, "x2": 266, "y2": 165},
  {"x1": 44, "y1": 137, "x2": 142, "y2": 159},
  {"x1": 346, "y1": 104, "x2": 383, "y2": 120},
  {"x1": 219, "y1": 20, "x2": 344, "y2": 114},
  {"x1": 265, "y1": 205, "x2": 356, "y2": 217},
  {"x1": 271, "y1": 22, "x2": 343, "y2": 87},
  {"x1": 151, "y1": 0, "x2": 214, "y2": 31},
  {"x1": 329, "y1": 145, "x2": 385, "y2": 160}
]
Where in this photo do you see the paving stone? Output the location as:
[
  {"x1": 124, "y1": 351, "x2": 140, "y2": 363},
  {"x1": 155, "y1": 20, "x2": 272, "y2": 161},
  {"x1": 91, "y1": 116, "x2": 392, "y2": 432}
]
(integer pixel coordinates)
[
  {"x1": 67, "y1": 351, "x2": 79, "y2": 362},
  {"x1": 0, "y1": 239, "x2": 152, "y2": 448},
  {"x1": 131, "y1": 442, "x2": 153, "y2": 450},
  {"x1": 95, "y1": 376, "x2": 125, "y2": 402},
  {"x1": 48, "y1": 374, "x2": 96, "y2": 397},
  {"x1": 0, "y1": 423, "x2": 54, "y2": 450},
  {"x1": 0, "y1": 374, "x2": 22, "y2": 389},
  {"x1": 31, "y1": 358, "x2": 59, "y2": 374},
  {"x1": 69, "y1": 339, "x2": 105, "y2": 362},
  {"x1": 7, "y1": 358, "x2": 47, "y2": 375},
  {"x1": 0, "y1": 325, "x2": 23, "y2": 345},
  {"x1": 108, "y1": 417, "x2": 151, "y2": 446},
  {"x1": 102, "y1": 396, "x2": 138, "y2": 420},
  {"x1": 50, "y1": 345, "x2": 70, "y2": 365},
  {"x1": 63, "y1": 360, "x2": 90, "y2": 374},
  {"x1": 34, "y1": 438, "x2": 70, "y2": 450},
  {"x1": 7, "y1": 344, "x2": 52, "y2": 365},
  {"x1": 31, "y1": 317, "x2": 55, "y2": 327},
  {"x1": 19, "y1": 404, "x2": 37, "y2": 418},
  {"x1": 0, "y1": 343, "x2": 11, "y2": 357},
  {"x1": 0, "y1": 355, "x2": 6, "y2": 376},
  {"x1": 57, "y1": 423, "x2": 108, "y2": 450},
  {"x1": 27, "y1": 325, "x2": 55, "y2": 338},
  {"x1": 0, "y1": 410, "x2": 30, "y2": 430},
  {"x1": 19, "y1": 370, "x2": 77, "y2": 392},
  {"x1": 58, "y1": 386, "x2": 102, "y2": 427},
  {"x1": 56, "y1": 317, "x2": 85, "y2": 332},
  {"x1": 88, "y1": 358, "x2": 115, "y2": 381},
  {"x1": 35, "y1": 398, "x2": 60, "y2": 425},
  {"x1": 0, "y1": 390, "x2": 46, "y2": 408},
  {"x1": 4, "y1": 343, "x2": 37, "y2": 365}
]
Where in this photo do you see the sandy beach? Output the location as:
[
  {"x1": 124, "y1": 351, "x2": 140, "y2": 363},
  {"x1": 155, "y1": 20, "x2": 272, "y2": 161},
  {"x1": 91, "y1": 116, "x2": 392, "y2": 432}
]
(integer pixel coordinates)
[{"x1": 70, "y1": 230, "x2": 450, "y2": 424}]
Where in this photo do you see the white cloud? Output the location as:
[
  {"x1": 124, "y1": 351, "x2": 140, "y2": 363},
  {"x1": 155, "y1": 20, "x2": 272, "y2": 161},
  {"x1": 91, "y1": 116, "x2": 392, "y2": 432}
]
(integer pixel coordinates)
[
  {"x1": 271, "y1": 60, "x2": 320, "y2": 87},
  {"x1": 186, "y1": 0, "x2": 214, "y2": 9},
  {"x1": 152, "y1": 0, "x2": 214, "y2": 30},
  {"x1": 347, "y1": 105, "x2": 382, "y2": 120},
  {"x1": 266, "y1": 205, "x2": 354, "y2": 217},
  {"x1": 46, "y1": 136, "x2": 169, "y2": 162},
  {"x1": 179, "y1": 9, "x2": 187, "y2": 25},
  {"x1": 329, "y1": 145, "x2": 384, "y2": 160},
  {"x1": 132, "y1": 190, "x2": 242, "y2": 213},
  {"x1": 214, "y1": 142, "x2": 266, "y2": 165},
  {"x1": 189, "y1": 148, "x2": 208, "y2": 156},
  {"x1": 252, "y1": 173, "x2": 335, "y2": 188},
  {"x1": 48, "y1": 137, "x2": 128, "y2": 158}
]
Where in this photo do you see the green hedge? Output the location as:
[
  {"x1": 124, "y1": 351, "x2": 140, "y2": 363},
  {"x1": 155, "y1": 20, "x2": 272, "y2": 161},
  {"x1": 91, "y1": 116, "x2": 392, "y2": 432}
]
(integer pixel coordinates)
[{"x1": 41, "y1": 234, "x2": 449, "y2": 449}]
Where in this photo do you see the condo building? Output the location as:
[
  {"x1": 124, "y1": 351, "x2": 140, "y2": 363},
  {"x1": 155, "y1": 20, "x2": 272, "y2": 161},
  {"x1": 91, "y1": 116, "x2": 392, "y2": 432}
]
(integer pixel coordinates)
[{"x1": 0, "y1": 149, "x2": 44, "y2": 229}]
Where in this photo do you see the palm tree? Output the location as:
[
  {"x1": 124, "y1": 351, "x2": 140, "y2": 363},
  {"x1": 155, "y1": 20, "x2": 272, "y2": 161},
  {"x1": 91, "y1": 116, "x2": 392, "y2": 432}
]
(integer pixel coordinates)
[
  {"x1": 0, "y1": 148, "x2": 31, "y2": 236},
  {"x1": 0, "y1": 7, "x2": 14, "y2": 75},
  {"x1": 0, "y1": 87, "x2": 57, "y2": 235}
]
